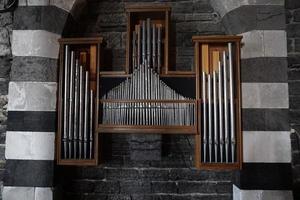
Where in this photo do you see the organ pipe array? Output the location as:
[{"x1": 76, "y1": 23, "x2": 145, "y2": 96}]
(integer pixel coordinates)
[
  {"x1": 101, "y1": 18, "x2": 196, "y2": 126},
  {"x1": 62, "y1": 45, "x2": 94, "y2": 159},
  {"x1": 201, "y1": 43, "x2": 236, "y2": 163},
  {"x1": 132, "y1": 18, "x2": 162, "y2": 73},
  {"x1": 102, "y1": 62, "x2": 195, "y2": 126}
]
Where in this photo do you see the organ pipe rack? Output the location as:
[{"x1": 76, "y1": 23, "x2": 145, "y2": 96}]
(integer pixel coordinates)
[
  {"x1": 57, "y1": 37, "x2": 103, "y2": 166},
  {"x1": 193, "y1": 35, "x2": 243, "y2": 169},
  {"x1": 56, "y1": 6, "x2": 243, "y2": 170}
]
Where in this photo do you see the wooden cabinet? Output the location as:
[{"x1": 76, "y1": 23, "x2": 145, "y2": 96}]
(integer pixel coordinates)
[
  {"x1": 57, "y1": 37, "x2": 103, "y2": 166},
  {"x1": 193, "y1": 35, "x2": 243, "y2": 169}
]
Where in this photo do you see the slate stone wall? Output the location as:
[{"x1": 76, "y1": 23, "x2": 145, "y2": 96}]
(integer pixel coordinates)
[
  {"x1": 0, "y1": 2, "x2": 13, "y2": 199},
  {"x1": 286, "y1": 0, "x2": 300, "y2": 199}
]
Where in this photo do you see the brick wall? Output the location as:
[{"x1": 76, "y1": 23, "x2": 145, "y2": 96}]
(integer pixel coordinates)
[
  {"x1": 286, "y1": 0, "x2": 300, "y2": 198},
  {"x1": 0, "y1": 3, "x2": 13, "y2": 199}
]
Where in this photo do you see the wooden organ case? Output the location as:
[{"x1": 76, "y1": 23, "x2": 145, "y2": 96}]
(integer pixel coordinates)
[{"x1": 56, "y1": 5, "x2": 242, "y2": 169}]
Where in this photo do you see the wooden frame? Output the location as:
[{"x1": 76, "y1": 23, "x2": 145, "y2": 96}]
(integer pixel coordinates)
[
  {"x1": 125, "y1": 4, "x2": 171, "y2": 75},
  {"x1": 57, "y1": 37, "x2": 103, "y2": 166},
  {"x1": 193, "y1": 35, "x2": 243, "y2": 170}
]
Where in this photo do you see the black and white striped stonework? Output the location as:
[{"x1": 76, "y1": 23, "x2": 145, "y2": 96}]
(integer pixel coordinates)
[
  {"x1": 210, "y1": 0, "x2": 293, "y2": 199},
  {"x1": 3, "y1": 1, "x2": 75, "y2": 200}
]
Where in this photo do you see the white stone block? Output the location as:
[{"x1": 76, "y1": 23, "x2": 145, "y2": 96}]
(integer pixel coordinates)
[
  {"x1": 18, "y1": 0, "x2": 27, "y2": 6},
  {"x1": 8, "y1": 82, "x2": 57, "y2": 112},
  {"x1": 241, "y1": 30, "x2": 287, "y2": 59},
  {"x1": 242, "y1": 83, "x2": 289, "y2": 109},
  {"x1": 243, "y1": 131, "x2": 291, "y2": 163},
  {"x1": 12, "y1": 30, "x2": 60, "y2": 59},
  {"x1": 35, "y1": 188, "x2": 53, "y2": 200},
  {"x1": 233, "y1": 185, "x2": 293, "y2": 200},
  {"x1": 210, "y1": 0, "x2": 284, "y2": 17},
  {"x1": 5, "y1": 131, "x2": 55, "y2": 160},
  {"x1": 27, "y1": 0, "x2": 50, "y2": 6},
  {"x1": 240, "y1": 30, "x2": 264, "y2": 59},
  {"x1": 264, "y1": 31, "x2": 287, "y2": 57},
  {"x1": 3, "y1": 187, "x2": 35, "y2": 200},
  {"x1": 50, "y1": 0, "x2": 76, "y2": 12}
]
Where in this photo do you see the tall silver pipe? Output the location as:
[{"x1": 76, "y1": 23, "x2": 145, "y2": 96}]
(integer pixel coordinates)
[
  {"x1": 147, "y1": 18, "x2": 151, "y2": 66},
  {"x1": 89, "y1": 90, "x2": 94, "y2": 159},
  {"x1": 157, "y1": 26, "x2": 162, "y2": 74},
  {"x1": 137, "y1": 25, "x2": 141, "y2": 67},
  {"x1": 213, "y1": 71, "x2": 218, "y2": 162},
  {"x1": 142, "y1": 21, "x2": 146, "y2": 64},
  {"x1": 68, "y1": 51, "x2": 75, "y2": 159},
  {"x1": 152, "y1": 24, "x2": 156, "y2": 71},
  {"x1": 132, "y1": 32, "x2": 136, "y2": 69},
  {"x1": 63, "y1": 45, "x2": 69, "y2": 159},
  {"x1": 228, "y1": 43, "x2": 236, "y2": 163},
  {"x1": 218, "y1": 62, "x2": 224, "y2": 163},
  {"x1": 83, "y1": 72, "x2": 89, "y2": 159},
  {"x1": 73, "y1": 60, "x2": 79, "y2": 159},
  {"x1": 223, "y1": 51, "x2": 229, "y2": 163},
  {"x1": 78, "y1": 66, "x2": 84, "y2": 159},
  {"x1": 208, "y1": 74, "x2": 212, "y2": 163}
]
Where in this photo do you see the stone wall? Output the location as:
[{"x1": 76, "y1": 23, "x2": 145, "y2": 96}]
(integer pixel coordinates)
[
  {"x1": 286, "y1": 0, "x2": 300, "y2": 199},
  {"x1": 0, "y1": 2, "x2": 13, "y2": 199}
]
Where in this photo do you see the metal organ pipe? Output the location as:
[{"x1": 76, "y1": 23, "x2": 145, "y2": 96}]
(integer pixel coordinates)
[{"x1": 228, "y1": 43, "x2": 236, "y2": 163}]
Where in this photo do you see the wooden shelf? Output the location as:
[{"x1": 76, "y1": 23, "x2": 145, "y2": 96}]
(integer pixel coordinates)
[{"x1": 98, "y1": 125, "x2": 197, "y2": 134}]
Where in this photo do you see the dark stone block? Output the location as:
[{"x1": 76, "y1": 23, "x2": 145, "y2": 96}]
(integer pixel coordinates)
[
  {"x1": 242, "y1": 109, "x2": 289, "y2": 131},
  {"x1": 120, "y1": 180, "x2": 151, "y2": 194},
  {"x1": 13, "y1": 6, "x2": 69, "y2": 34},
  {"x1": 172, "y1": 2, "x2": 194, "y2": 13},
  {"x1": 289, "y1": 81, "x2": 300, "y2": 95},
  {"x1": 288, "y1": 54, "x2": 300, "y2": 68},
  {"x1": 7, "y1": 111, "x2": 56, "y2": 132},
  {"x1": 4, "y1": 160, "x2": 54, "y2": 187},
  {"x1": 222, "y1": 5, "x2": 285, "y2": 34},
  {"x1": 94, "y1": 181, "x2": 120, "y2": 194},
  {"x1": 11, "y1": 56, "x2": 58, "y2": 82},
  {"x1": 176, "y1": 21, "x2": 223, "y2": 35},
  {"x1": 287, "y1": 38, "x2": 294, "y2": 53},
  {"x1": 105, "y1": 168, "x2": 139, "y2": 180},
  {"x1": 140, "y1": 168, "x2": 169, "y2": 181},
  {"x1": 192, "y1": 2, "x2": 214, "y2": 13},
  {"x1": 287, "y1": 24, "x2": 300, "y2": 38},
  {"x1": 290, "y1": 95, "x2": 300, "y2": 109},
  {"x1": 290, "y1": 110, "x2": 300, "y2": 124},
  {"x1": 295, "y1": 39, "x2": 300, "y2": 52},
  {"x1": 288, "y1": 68, "x2": 300, "y2": 81},
  {"x1": 286, "y1": 0, "x2": 300, "y2": 9},
  {"x1": 293, "y1": 151, "x2": 300, "y2": 165},
  {"x1": 0, "y1": 57, "x2": 11, "y2": 78},
  {"x1": 177, "y1": 181, "x2": 232, "y2": 194},
  {"x1": 0, "y1": 79, "x2": 8, "y2": 95},
  {"x1": 222, "y1": 6, "x2": 256, "y2": 34},
  {"x1": 236, "y1": 163, "x2": 292, "y2": 190},
  {"x1": 241, "y1": 57, "x2": 288, "y2": 83},
  {"x1": 151, "y1": 181, "x2": 177, "y2": 193},
  {"x1": 81, "y1": 167, "x2": 105, "y2": 179},
  {"x1": 295, "y1": 9, "x2": 300, "y2": 22},
  {"x1": 0, "y1": 12, "x2": 12, "y2": 27},
  {"x1": 256, "y1": 6, "x2": 285, "y2": 30},
  {"x1": 286, "y1": 9, "x2": 293, "y2": 24}
]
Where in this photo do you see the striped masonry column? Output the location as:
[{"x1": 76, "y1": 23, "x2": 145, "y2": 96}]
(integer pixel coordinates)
[
  {"x1": 2, "y1": 1, "x2": 81, "y2": 200},
  {"x1": 210, "y1": 0, "x2": 294, "y2": 199}
]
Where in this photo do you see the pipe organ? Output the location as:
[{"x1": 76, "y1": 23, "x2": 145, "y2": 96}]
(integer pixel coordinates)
[
  {"x1": 201, "y1": 43, "x2": 236, "y2": 164},
  {"x1": 56, "y1": 5, "x2": 242, "y2": 169}
]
